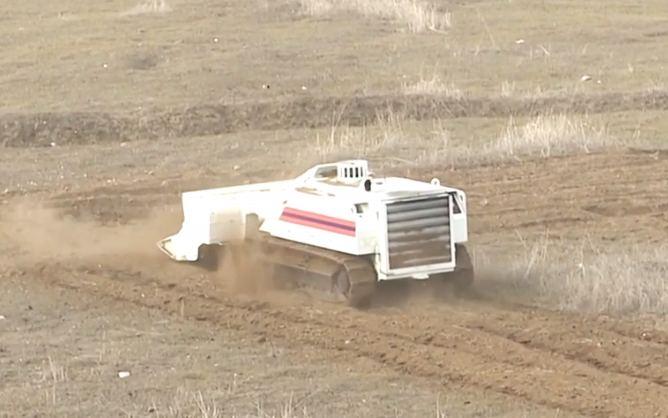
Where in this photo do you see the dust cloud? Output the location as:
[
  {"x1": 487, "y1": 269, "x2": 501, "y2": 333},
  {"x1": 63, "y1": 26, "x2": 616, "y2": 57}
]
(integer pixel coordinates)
[
  {"x1": 0, "y1": 198, "x2": 284, "y2": 298},
  {"x1": 1, "y1": 200, "x2": 178, "y2": 259}
]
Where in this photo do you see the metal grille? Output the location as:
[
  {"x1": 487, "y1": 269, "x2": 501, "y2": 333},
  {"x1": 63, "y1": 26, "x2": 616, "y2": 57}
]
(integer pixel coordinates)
[{"x1": 386, "y1": 195, "x2": 452, "y2": 270}]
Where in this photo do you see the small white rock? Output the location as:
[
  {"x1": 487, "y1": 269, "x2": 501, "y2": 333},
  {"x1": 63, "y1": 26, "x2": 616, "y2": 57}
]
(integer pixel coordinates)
[
  {"x1": 301, "y1": 86, "x2": 307, "y2": 91},
  {"x1": 580, "y1": 75, "x2": 592, "y2": 82},
  {"x1": 0, "y1": 315, "x2": 6, "y2": 320},
  {"x1": 233, "y1": 165, "x2": 240, "y2": 171},
  {"x1": 50, "y1": 142, "x2": 57, "y2": 147},
  {"x1": 118, "y1": 371, "x2": 130, "y2": 379},
  {"x1": 515, "y1": 39, "x2": 525, "y2": 44},
  {"x1": 213, "y1": 37, "x2": 219, "y2": 43}
]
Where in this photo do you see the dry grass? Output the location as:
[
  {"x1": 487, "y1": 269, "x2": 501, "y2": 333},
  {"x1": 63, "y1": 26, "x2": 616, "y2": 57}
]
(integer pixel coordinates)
[
  {"x1": 499, "y1": 81, "x2": 516, "y2": 98},
  {"x1": 147, "y1": 389, "x2": 477, "y2": 418},
  {"x1": 402, "y1": 75, "x2": 464, "y2": 98},
  {"x1": 297, "y1": 0, "x2": 333, "y2": 15},
  {"x1": 312, "y1": 111, "x2": 612, "y2": 168},
  {"x1": 36, "y1": 356, "x2": 68, "y2": 406},
  {"x1": 313, "y1": 110, "x2": 453, "y2": 167},
  {"x1": 151, "y1": 389, "x2": 311, "y2": 418},
  {"x1": 297, "y1": 0, "x2": 451, "y2": 33},
  {"x1": 156, "y1": 389, "x2": 221, "y2": 418},
  {"x1": 123, "y1": 0, "x2": 172, "y2": 16},
  {"x1": 477, "y1": 236, "x2": 668, "y2": 315},
  {"x1": 487, "y1": 114, "x2": 612, "y2": 160}
]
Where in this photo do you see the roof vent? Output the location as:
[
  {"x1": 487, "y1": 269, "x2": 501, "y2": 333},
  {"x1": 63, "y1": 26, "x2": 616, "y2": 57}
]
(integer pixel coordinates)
[{"x1": 336, "y1": 160, "x2": 368, "y2": 184}]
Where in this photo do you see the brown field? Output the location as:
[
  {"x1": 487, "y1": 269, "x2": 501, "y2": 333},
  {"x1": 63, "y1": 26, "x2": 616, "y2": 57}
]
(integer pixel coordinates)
[{"x1": 1, "y1": 0, "x2": 667, "y2": 417}]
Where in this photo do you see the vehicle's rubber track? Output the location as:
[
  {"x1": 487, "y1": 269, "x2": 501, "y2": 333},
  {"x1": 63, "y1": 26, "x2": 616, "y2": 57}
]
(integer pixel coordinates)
[{"x1": 254, "y1": 235, "x2": 377, "y2": 306}]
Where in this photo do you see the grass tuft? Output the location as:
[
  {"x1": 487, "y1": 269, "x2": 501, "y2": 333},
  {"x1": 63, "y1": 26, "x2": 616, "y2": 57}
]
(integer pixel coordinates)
[
  {"x1": 160, "y1": 388, "x2": 221, "y2": 417},
  {"x1": 490, "y1": 114, "x2": 611, "y2": 160},
  {"x1": 298, "y1": 0, "x2": 451, "y2": 33},
  {"x1": 402, "y1": 75, "x2": 464, "y2": 98},
  {"x1": 39, "y1": 356, "x2": 67, "y2": 406},
  {"x1": 297, "y1": 0, "x2": 332, "y2": 15},
  {"x1": 151, "y1": 388, "x2": 311, "y2": 417},
  {"x1": 123, "y1": 0, "x2": 172, "y2": 16}
]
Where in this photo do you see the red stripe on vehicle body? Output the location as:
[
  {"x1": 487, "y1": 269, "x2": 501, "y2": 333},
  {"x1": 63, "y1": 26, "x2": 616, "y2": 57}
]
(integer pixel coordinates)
[
  {"x1": 280, "y1": 208, "x2": 356, "y2": 236},
  {"x1": 282, "y1": 207, "x2": 356, "y2": 228}
]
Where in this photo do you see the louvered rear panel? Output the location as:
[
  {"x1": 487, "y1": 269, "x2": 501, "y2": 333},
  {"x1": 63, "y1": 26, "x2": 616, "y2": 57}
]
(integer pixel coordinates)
[{"x1": 386, "y1": 196, "x2": 452, "y2": 270}]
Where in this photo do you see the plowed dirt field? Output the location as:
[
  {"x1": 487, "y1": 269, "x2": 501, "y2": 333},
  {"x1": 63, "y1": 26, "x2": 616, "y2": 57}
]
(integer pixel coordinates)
[{"x1": 2, "y1": 149, "x2": 666, "y2": 417}]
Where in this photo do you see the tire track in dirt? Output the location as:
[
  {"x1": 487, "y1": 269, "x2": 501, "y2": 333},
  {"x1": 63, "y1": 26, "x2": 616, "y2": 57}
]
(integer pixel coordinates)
[
  {"x1": 348, "y1": 305, "x2": 668, "y2": 388},
  {"x1": 465, "y1": 320, "x2": 668, "y2": 387},
  {"x1": 21, "y1": 260, "x2": 668, "y2": 418},
  {"x1": 364, "y1": 302, "x2": 668, "y2": 386},
  {"x1": 415, "y1": 302, "x2": 668, "y2": 387},
  {"x1": 2, "y1": 90, "x2": 668, "y2": 147}
]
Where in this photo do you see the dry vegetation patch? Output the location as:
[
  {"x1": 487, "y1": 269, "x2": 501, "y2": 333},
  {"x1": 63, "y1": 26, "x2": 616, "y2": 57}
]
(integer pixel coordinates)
[
  {"x1": 477, "y1": 237, "x2": 668, "y2": 315},
  {"x1": 488, "y1": 114, "x2": 612, "y2": 160},
  {"x1": 123, "y1": 0, "x2": 172, "y2": 16},
  {"x1": 313, "y1": 110, "x2": 452, "y2": 167},
  {"x1": 312, "y1": 111, "x2": 613, "y2": 168},
  {"x1": 4, "y1": 90, "x2": 666, "y2": 148},
  {"x1": 297, "y1": 0, "x2": 451, "y2": 33},
  {"x1": 402, "y1": 75, "x2": 464, "y2": 99}
]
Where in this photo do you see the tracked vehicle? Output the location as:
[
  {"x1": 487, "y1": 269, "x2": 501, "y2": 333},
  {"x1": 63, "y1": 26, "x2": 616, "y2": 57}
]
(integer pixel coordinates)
[{"x1": 158, "y1": 160, "x2": 472, "y2": 305}]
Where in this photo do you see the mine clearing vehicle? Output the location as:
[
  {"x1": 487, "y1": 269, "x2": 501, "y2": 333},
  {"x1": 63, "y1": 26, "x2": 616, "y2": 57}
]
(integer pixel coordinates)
[{"x1": 159, "y1": 160, "x2": 472, "y2": 306}]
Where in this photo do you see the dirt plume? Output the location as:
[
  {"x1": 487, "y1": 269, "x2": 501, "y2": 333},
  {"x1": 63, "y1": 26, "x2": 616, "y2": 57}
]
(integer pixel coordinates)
[
  {"x1": 207, "y1": 241, "x2": 281, "y2": 296},
  {"x1": 1, "y1": 200, "x2": 178, "y2": 259},
  {"x1": 0, "y1": 199, "x2": 287, "y2": 301},
  {"x1": 0, "y1": 199, "x2": 187, "y2": 285}
]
